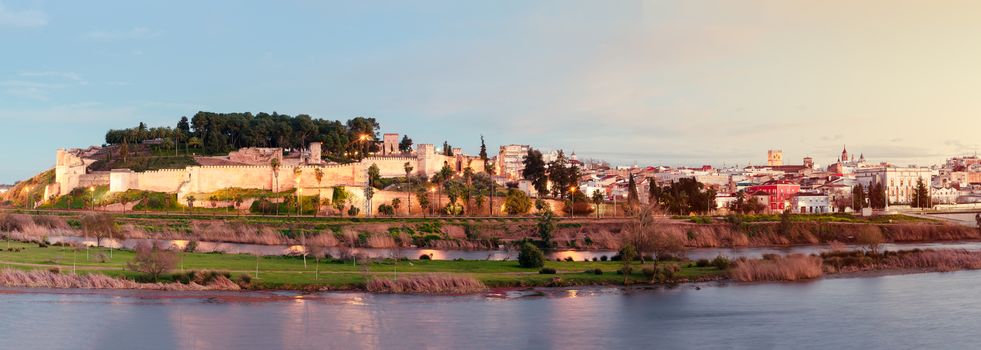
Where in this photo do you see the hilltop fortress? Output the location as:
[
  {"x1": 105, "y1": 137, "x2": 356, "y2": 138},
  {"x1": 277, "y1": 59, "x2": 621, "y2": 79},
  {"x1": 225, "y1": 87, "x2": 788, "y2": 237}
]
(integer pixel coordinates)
[{"x1": 52, "y1": 140, "x2": 485, "y2": 204}]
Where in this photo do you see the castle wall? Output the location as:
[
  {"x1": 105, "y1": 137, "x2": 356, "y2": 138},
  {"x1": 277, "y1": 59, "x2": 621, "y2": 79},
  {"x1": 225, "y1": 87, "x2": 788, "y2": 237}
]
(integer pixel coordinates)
[
  {"x1": 78, "y1": 172, "x2": 110, "y2": 188},
  {"x1": 136, "y1": 169, "x2": 188, "y2": 193},
  {"x1": 362, "y1": 156, "x2": 418, "y2": 178}
]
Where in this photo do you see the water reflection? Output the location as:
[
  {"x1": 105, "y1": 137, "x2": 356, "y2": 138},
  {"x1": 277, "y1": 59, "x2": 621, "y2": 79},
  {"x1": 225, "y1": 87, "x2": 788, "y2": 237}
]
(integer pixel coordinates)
[{"x1": 3, "y1": 271, "x2": 981, "y2": 349}]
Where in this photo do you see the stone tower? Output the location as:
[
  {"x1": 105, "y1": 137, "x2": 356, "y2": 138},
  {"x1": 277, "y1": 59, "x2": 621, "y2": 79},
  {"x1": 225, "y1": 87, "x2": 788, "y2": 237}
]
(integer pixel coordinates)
[
  {"x1": 308, "y1": 142, "x2": 322, "y2": 164},
  {"x1": 767, "y1": 149, "x2": 783, "y2": 166},
  {"x1": 383, "y1": 133, "x2": 400, "y2": 155}
]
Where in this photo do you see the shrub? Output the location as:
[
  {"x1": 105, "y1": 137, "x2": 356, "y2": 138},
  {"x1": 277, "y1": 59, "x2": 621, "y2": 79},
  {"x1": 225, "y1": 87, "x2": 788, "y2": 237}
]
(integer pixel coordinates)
[
  {"x1": 347, "y1": 206, "x2": 361, "y2": 217},
  {"x1": 592, "y1": 268, "x2": 603, "y2": 275},
  {"x1": 503, "y1": 189, "x2": 532, "y2": 215},
  {"x1": 563, "y1": 256, "x2": 573, "y2": 262},
  {"x1": 184, "y1": 240, "x2": 199, "y2": 253},
  {"x1": 600, "y1": 255, "x2": 608, "y2": 262},
  {"x1": 539, "y1": 267, "x2": 557, "y2": 274},
  {"x1": 695, "y1": 259, "x2": 710, "y2": 268},
  {"x1": 419, "y1": 254, "x2": 432, "y2": 260},
  {"x1": 377, "y1": 204, "x2": 395, "y2": 216},
  {"x1": 518, "y1": 242, "x2": 545, "y2": 268},
  {"x1": 711, "y1": 255, "x2": 731, "y2": 270}
]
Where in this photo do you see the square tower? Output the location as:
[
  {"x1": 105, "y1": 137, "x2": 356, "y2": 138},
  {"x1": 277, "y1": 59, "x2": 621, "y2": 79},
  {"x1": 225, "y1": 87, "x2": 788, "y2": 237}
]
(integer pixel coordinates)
[
  {"x1": 767, "y1": 150, "x2": 783, "y2": 166},
  {"x1": 383, "y1": 133, "x2": 400, "y2": 155}
]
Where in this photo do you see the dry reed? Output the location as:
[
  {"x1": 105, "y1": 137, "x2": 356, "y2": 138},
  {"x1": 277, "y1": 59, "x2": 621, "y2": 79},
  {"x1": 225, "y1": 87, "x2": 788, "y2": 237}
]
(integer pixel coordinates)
[
  {"x1": 729, "y1": 254, "x2": 824, "y2": 282},
  {"x1": 0, "y1": 268, "x2": 239, "y2": 291},
  {"x1": 365, "y1": 274, "x2": 486, "y2": 294}
]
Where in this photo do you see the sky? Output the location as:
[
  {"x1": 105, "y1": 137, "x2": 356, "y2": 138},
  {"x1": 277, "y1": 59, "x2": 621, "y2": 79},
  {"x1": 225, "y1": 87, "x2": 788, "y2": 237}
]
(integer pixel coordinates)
[{"x1": 1, "y1": 0, "x2": 980, "y2": 183}]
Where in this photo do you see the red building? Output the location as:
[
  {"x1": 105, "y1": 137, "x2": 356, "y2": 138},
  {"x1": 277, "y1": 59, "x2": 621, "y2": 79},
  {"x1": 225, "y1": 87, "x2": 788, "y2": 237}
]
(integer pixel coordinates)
[{"x1": 746, "y1": 180, "x2": 801, "y2": 212}]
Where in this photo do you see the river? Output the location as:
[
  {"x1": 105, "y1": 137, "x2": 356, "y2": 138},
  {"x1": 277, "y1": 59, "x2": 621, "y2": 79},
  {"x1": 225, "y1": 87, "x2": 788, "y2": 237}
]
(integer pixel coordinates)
[{"x1": 1, "y1": 270, "x2": 980, "y2": 349}]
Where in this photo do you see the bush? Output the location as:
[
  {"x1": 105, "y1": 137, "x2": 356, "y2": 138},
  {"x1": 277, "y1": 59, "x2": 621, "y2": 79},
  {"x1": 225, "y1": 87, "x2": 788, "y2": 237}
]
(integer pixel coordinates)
[
  {"x1": 347, "y1": 206, "x2": 361, "y2": 217},
  {"x1": 185, "y1": 240, "x2": 199, "y2": 253},
  {"x1": 503, "y1": 189, "x2": 532, "y2": 215},
  {"x1": 419, "y1": 254, "x2": 432, "y2": 260},
  {"x1": 518, "y1": 243, "x2": 545, "y2": 268},
  {"x1": 592, "y1": 268, "x2": 603, "y2": 275},
  {"x1": 539, "y1": 267, "x2": 557, "y2": 274},
  {"x1": 695, "y1": 259, "x2": 710, "y2": 267},
  {"x1": 711, "y1": 255, "x2": 731, "y2": 270},
  {"x1": 600, "y1": 255, "x2": 608, "y2": 262},
  {"x1": 563, "y1": 256, "x2": 573, "y2": 262},
  {"x1": 377, "y1": 204, "x2": 395, "y2": 216}
]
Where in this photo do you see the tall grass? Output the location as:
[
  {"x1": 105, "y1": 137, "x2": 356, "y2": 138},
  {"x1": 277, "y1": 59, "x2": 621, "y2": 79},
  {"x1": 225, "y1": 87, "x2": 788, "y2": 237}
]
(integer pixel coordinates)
[
  {"x1": 729, "y1": 254, "x2": 824, "y2": 282},
  {"x1": 365, "y1": 274, "x2": 486, "y2": 294},
  {"x1": 883, "y1": 249, "x2": 981, "y2": 272},
  {"x1": 0, "y1": 268, "x2": 239, "y2": 291}
]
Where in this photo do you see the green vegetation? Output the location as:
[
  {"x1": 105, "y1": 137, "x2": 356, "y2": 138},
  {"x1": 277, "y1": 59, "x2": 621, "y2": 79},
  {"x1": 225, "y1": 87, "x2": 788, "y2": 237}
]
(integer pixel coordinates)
[
  {"x1": 3, "y1": 169, "x2": 56, "y2": 207},
  {"x1": 0, "y1": 241, "x2": 724, "y2": 290},
  {"x1": 104, "y1": 112, "x2": 384, "y2": 161}
]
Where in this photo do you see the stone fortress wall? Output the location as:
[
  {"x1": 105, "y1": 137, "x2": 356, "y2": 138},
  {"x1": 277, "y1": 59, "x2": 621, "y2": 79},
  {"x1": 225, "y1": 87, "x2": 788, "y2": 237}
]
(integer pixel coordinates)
[{"x1": 54, "y1": 141, "x2": 492, "y2": 203}]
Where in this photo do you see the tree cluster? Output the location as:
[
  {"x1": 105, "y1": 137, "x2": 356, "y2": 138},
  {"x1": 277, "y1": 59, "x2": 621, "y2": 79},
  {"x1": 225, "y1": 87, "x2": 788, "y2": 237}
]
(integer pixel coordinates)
[
  {"x1": 105, "y1": 112, "x2": 385, "y2": 159},
  {"x1": 521, "y1": 149, "x2": 581, "y2": 199},
  {"x1": 650, "y1": 178, "x2": 716, "y2": 215}
]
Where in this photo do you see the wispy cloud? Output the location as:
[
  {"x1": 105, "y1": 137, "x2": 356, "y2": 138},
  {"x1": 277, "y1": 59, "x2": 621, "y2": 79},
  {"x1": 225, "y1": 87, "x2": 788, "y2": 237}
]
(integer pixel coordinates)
[
  {"x1": 19, "y1": 71, "x2": 87, "y2": 85},
  {"x1": 83, "y1": 26, "x2": 161, "y2": 40},
  {"x1": 1, "y1": 71, "x2": 87, "y2": 100},
  {"x1": 0, "y1": 2, "x2": 47, "y2": 28}
]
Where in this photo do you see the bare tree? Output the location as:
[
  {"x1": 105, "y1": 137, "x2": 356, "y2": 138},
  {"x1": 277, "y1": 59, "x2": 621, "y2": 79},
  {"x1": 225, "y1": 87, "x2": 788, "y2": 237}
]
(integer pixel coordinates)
[{"x1": 127, "y1": 241, "x2": 177, "y2": 281}]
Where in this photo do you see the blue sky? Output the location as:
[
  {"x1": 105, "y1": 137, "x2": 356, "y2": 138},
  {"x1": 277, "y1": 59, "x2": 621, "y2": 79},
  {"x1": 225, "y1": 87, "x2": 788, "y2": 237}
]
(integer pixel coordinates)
[{"x1": 1, "y1": 0, "x2": 980, "y2": 183}]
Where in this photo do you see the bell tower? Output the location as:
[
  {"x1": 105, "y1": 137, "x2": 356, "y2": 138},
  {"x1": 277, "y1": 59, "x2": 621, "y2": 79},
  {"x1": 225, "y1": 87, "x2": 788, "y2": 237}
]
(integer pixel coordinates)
[{"x1": 767, "y1": 149, "x2": 783, "y2": 166}]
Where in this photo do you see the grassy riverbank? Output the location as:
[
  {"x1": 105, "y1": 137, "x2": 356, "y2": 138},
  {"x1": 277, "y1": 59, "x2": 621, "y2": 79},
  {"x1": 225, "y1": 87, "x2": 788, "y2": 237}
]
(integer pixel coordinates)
[{"x1": 0, "y1": 241, "x2": 724, "y2": 291}]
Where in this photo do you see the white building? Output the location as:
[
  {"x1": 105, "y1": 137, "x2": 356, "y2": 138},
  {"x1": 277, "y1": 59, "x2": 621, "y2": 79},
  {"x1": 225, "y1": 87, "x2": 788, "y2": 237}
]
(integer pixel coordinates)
[
  {"x1": 856, "y1": 167, "x2": 935, "y2": 205},
  {"x1": 932, "y1": 186, "x2": 960, "y2": 205},
  {"x1": 792, "y1": 193, "x2": 830, "y2": 214},
  {"x1": 497, "y1": 144, "x2": 530, "y2": 180}
]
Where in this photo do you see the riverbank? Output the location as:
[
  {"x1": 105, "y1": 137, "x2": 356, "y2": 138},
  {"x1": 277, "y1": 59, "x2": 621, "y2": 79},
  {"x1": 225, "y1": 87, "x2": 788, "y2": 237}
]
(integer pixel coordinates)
[
  {"x1": 2, "y1": 211, "x2": 976, "y2": 252},
  {"x1": 5, "y1": 236, "x2": 981, "y2": 294},
  {"x1": 0, "y1": 241, "x2": 724, "y2": 292}
]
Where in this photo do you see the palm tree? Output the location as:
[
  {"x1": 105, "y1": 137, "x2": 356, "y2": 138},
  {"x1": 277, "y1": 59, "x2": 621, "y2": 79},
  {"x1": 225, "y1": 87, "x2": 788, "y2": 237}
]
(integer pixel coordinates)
[
  {"x1": 591, "y1": 189, "x2": 604, "y2": 218},
  {"x1": 234, "y1": 196, "x2": 244, "y2": 216},
  {"x1": 185, "y1": 195, "x2": 196, "y2": 213},
  {"x1": 270, "y1": 157, "x2": 281, "y2": 192},
  {"x1": 404, "y1": 162, "x2": 413, "y2": 216}
]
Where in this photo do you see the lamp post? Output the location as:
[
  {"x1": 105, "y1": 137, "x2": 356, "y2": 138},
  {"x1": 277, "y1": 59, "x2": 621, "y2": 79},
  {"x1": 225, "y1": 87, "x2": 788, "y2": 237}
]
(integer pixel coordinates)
[{"x1": 569, "y1": 186, "x2": 577, "y2": 217}]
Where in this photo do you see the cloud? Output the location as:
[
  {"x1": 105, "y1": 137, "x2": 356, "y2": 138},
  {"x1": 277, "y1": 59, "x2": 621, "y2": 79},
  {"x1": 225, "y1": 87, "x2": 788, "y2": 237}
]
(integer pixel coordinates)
[
  {"x1": 1, "y1": 71, "x2": 87, "y2": 100},
  {"x1": 0, "y1": 2, "x2": 47, "y2": 28},
  {"x1": 19, "y1": 71, "x2": 87, "y2": 85},
  {"x1": 83, "y1": 26, "x2": 161, "y2": 40}
]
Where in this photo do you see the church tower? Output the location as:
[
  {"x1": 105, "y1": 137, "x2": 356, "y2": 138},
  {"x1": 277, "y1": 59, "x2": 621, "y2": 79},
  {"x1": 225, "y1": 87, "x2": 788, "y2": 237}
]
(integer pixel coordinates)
[
  {"x1": 767, "y1": 149, "x2": 783, "y2": 166},
  {"x1": 841, "y1": 145, "x2": 849, "y2": 162}
]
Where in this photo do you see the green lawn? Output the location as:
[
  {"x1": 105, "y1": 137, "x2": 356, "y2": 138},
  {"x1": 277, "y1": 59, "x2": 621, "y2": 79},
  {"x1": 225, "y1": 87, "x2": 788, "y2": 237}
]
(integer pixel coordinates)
[{"x1": 0, "y1": 241, "x2": 724, "y2": 290}]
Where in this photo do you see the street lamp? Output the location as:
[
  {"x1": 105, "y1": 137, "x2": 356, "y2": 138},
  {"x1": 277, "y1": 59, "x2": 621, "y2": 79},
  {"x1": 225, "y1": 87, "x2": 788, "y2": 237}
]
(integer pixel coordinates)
[{"x1": 569, "y1": 186, "x2": 577, "y2": 217}]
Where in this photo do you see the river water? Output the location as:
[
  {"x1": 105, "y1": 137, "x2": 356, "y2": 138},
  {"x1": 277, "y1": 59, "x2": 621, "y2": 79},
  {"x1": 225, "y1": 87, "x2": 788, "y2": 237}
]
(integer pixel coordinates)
[{"x1": 2, "y1": 270, "x2": 981, "y2": 349}]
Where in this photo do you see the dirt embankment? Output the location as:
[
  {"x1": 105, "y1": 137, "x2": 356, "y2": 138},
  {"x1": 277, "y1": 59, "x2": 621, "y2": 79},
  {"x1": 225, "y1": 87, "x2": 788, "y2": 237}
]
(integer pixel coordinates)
[{"x1": 3, "y1": 212, "x2": 978, "y2": 250}]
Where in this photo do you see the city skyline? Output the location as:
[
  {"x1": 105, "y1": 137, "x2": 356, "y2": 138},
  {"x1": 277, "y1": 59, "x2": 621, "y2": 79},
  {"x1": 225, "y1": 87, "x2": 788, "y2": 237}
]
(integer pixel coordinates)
[{"x1": 3, "y1": 0, "x2": 981, "y2": 183}]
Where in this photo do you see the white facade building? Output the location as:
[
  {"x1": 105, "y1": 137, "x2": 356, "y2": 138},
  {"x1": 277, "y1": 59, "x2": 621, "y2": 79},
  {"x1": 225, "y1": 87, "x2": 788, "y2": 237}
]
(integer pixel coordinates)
[
  {"x1": 856, "y1": 167, "x2": 935, "y2": 205},
  {"x1": 792, "y1": 193, "x2": 830, "y2": 214}
]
